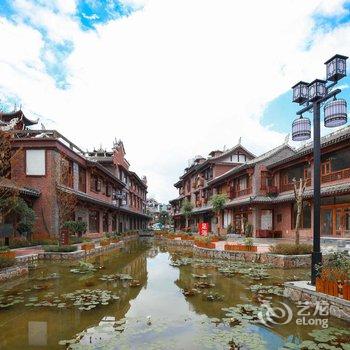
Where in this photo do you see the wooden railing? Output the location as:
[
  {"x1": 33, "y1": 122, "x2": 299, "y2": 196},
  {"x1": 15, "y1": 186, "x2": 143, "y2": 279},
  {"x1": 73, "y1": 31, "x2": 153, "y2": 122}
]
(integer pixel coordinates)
[
  {"x1": 227, "y1": 188, "x2": 252, "y2": 199},
  {"x1": 280, "y1": 178, "x2": 311, "y2": 192},
  {"x1": 266, "y1": 185, "x2": 278, "y2": 195},
  {"x1": 321, "y1": 168, "x2": 350, "y2": 183}
]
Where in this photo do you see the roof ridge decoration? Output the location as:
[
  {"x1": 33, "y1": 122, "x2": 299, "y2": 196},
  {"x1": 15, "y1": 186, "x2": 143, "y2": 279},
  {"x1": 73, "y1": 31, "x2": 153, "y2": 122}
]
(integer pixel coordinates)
[
  {"x1": 208, "y1": 142, "x2": 294, "y2": 185},
  {"x1": 297, "y1": 124, "x2": 350, "y2": 152}
]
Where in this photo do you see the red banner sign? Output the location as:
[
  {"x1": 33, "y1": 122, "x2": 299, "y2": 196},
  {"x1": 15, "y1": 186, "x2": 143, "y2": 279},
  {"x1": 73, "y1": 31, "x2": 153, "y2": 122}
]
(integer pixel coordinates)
[{"x1": 198, "y1": 223, "x2": 210, "y2": 236}]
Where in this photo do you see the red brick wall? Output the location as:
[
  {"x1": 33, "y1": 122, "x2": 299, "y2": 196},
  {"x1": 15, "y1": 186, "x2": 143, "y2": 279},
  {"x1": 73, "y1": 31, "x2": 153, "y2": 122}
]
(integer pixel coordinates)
[{"x1": 11, "y1": 148, "x2": 59, "y2": 236}]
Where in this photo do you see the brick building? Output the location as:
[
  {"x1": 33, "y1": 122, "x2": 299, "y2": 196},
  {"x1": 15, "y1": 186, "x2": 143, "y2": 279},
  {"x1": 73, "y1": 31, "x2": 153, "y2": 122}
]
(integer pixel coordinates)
[
  {"x1": 1, "y1": 110, "x2": 150, "y2": 237},
  {"x1": 170, "y1": 126, "x2": 350, "y2": 239}
]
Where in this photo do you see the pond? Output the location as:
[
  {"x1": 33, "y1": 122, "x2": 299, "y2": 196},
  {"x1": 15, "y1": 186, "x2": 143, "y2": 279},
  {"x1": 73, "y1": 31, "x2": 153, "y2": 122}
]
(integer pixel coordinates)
[{"x1": 0, "y1": 240, "x2": 349, "y2": 350}]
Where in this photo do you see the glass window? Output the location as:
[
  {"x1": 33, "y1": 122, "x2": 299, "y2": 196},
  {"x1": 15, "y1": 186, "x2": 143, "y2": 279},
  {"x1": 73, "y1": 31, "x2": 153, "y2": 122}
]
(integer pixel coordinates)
[
  {"x1": 324, "y1": 147, "x2": 350, "y2": 172},
  {"x1": 292, "y1": 202, "x2": 311, "y2": 229},
  {"x1": 78, "y1": 167, "x2": 86, "y2": 192},
  {"x1": 89, "y1": 210, "x2": 100, "y2": 233},
  {"x1": 26, "y1": 150, "x2": 45, "y2": 176}
]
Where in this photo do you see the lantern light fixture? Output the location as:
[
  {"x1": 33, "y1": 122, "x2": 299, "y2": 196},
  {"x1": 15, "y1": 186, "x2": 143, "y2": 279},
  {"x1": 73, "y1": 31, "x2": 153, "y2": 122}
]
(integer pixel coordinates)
[
  {"x1": 292, "y1": 81, "x2": 309, "y2": 104},
  {"x1": 308, "y1": 79, "x2": 326, "y2": 102},
  {"x1": 292, "y1": 115, "x2": 311, "y2": 141},
  {"x1": 324, "y1": 98, "x2": 347, "y2": 128},
  {"x1": 324, "y1": 54, "x2": 348, "y2": 82}
]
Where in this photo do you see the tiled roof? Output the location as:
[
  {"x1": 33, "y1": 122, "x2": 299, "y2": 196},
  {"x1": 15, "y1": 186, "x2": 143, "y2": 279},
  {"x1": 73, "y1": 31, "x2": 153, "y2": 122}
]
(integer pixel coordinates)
[
  {"x1": 175, "y1": 143, "x2": 256, "y2": 185},
  {"x1": 208, "y1": 143, "x2": 295, "y2": 185},
  {"x1": 0, "y1": 178, "x2": 40, "y2": 198},
  {"x1": 268, "y1": 125, "x2": 350, "y2": 169},
  {"x1": 173, "y1": 183, "x2": 350, "y2": 216},
  {"x1": 57, "y1": 185, "x2": 152, "y2": 219}
]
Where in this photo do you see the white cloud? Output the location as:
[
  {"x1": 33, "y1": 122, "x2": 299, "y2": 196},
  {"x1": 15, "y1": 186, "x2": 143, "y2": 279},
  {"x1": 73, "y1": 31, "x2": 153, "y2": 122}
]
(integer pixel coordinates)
[{"x1": 1, "y1": 0, "x2": 350, "y2": 202}]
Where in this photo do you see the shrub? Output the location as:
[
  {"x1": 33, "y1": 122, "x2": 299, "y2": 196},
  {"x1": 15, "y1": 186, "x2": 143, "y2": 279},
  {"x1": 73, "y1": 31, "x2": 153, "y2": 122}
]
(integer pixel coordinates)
[
  {"x1": 63, "y1": 221, "x2": 87, "y2": 235},
  {"x1": 244, "y1": 237, "x2": 254, "y2": 246},
  {"x1": 43, "y1": 245, "x2": 78, "y2": 253},
  {"x1": 0, "y1": 256, "x2": 16, "y2": 269},
  {"x1": 0, "y1": 246, "x2": 10, "y2": 252},
  {"x1": 9, "y1": 237, "x2": 30, "y2": 248},
  {"x1": 269, "y1": 243, "x2": 312, "y2": 255},
  {"x1": 31, "y1": 238, "x2": 58, "y2": 246},
  {"x1": 244, "y1": 223, "x2": 254, "y2": 237}
]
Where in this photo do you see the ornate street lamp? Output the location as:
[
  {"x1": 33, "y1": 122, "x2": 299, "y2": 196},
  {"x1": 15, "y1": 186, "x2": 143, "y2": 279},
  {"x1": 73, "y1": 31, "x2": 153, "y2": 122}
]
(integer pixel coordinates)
[
  {"x1": 291, "y1": 54, "x2": 348, "y2": 285},
  {"x1": 325, "y1": 54, "x2": 347, "y2": 82},
  {"x1": 324, "y1": 98, "x2": 347, "y2": 127},
  {"x1": 292, "y1": 116, "x2": 311, "y2": 141},
  {"x1": 292, "y1": 81, "x2": 309, "y2": 104},
  {"x1": 308, "y1": 79, "x2": 326, "y2": 102}
]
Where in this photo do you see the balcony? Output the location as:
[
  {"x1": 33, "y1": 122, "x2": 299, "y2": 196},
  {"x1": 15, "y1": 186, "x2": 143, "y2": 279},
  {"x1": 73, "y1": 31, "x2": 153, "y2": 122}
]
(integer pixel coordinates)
[
  {"x1": 226, "y1": 187, "x2": 252, "y2": 199},
  {"x1": 321, "y1": 168, "x2": 350, "y2": 184},
  {"x1": 280, "y1": 178, "x2": 311, "y2": 192},
  {"x1": 266, "y1": 185, "x2": 278, "y2": 196}
]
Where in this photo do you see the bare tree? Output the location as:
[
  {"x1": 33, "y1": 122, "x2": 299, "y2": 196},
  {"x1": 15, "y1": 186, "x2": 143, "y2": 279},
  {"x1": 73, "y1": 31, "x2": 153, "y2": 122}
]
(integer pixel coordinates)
[
  {"x1": 56, "y1": 156, "x2": 77, "y2": 238},
  {"x1": 0, "y1": 130, "x2": 23, "y2": 218},
  {"x1": 292, "y1": 177, "x2": 307, "y2": 246}
]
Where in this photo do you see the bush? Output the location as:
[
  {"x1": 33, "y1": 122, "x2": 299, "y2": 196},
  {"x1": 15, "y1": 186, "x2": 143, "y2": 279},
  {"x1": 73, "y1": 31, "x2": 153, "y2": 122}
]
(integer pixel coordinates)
[
  {"x1": 0, "y1": 246, "x2": 10, "y2": 252},
  {"x1": 69, "y1": 236, "x2": 92, "y2": 244},
  {"x1": 0, "y1": 256, "x2": 16, "y2": 269},
  {"x1": 43, "y1": 245, "x2": 78, "y2": 253},
  {"x1": 31, "y1": 238, "x2": 58, "y2": 246},
  {"x1": 9, "y1": 237, "x2": 30, "y2": 248},
  {"x1": 63, "y1": 221, "x2": 87, "y2": 235},
  {"x1": 269, "y1": 243, "x2": 312, "y2": 255}
]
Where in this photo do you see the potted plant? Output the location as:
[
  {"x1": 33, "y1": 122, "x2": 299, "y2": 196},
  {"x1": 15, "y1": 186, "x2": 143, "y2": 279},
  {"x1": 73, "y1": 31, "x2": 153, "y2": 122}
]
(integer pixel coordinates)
[{"x1": 315, "y1": 253, "x2": 350, "y2": 299}]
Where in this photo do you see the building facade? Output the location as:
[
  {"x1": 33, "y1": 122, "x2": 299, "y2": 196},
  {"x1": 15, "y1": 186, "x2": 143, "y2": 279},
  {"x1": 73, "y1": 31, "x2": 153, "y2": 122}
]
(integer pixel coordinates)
[
  {"x1": 170, "y1": 127, "x2": 350, "y2": 239},
  {"x1": 1, "y1": 110, "x2": 150, "y2": 237}
]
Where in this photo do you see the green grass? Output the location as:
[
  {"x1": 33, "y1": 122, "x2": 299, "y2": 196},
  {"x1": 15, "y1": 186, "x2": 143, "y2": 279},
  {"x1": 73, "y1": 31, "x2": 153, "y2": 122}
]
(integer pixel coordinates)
[
  {"x1": 43, "y1": 245, "x2": 78, "y2": 253},
  {"x1": 269, "y1": 243, "x2": 313, "y2": 255}
]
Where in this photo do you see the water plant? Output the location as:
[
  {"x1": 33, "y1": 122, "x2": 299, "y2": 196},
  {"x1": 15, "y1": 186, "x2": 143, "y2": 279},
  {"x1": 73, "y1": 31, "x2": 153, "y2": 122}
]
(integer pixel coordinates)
[
  {"x1": 62, "y1": 289, "x2": 119, "y2": 311},
  {"x1": 70, "y1": 261, "x2": 97, "y2": 274}
]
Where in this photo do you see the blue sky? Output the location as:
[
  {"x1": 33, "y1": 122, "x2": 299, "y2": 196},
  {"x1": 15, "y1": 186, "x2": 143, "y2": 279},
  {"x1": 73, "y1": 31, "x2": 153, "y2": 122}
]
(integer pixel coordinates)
[
  {"x1": 1, "y1": 0, "x2": 350, "y2": 202},
  {"x1": 261, "y1": 76, "x2": 350, "y2": 134}
]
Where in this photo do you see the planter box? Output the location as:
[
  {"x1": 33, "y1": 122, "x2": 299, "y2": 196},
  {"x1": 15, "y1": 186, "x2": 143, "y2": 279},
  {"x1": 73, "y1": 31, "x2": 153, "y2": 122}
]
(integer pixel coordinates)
[
  {"x1": 81, "y1": 243, "x2": 95, "y2": 251},
  {"x1": 316, "y1": 277, "x2": 343, "y2": 298},
  {"x1": 100, "y1": 240, "x2": 110, "y2": 247},
  {"x1": 224, "y1": 244, "x2": 257, "y2": 252},
  {"x1": 0, "y1": 251, "x2": 16, "y2": 259},
  {"x1": 195, "y1": 242, "x2": 215, "y2": 249},
  {"x1": 343, "y1": 283, "x2": 350, "y2": 301}
]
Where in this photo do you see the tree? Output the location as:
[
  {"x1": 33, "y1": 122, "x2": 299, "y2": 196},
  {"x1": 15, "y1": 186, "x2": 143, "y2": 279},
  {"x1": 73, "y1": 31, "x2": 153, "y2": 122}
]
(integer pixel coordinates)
[
  {"x1": 56, "y1": 156, "x2": 77, "y2": 240},
  {"x1": 292, "y1": 177, "x2": 307, "y2": 246},
  {"x1": 0, "y1": 129, "x2": 24, "y2": 221},
  {"x1": 181, "y1": 199, "x2": 193, "y2": 229},
  {"x1": 158, "y1": 210, "x2": 170, "y2": 227},
  {"x1": 0, "y1": 196, "x2": 35, "y2": 237},
  {"x1": 210, "y1": 194, "x2": 227, "y2": 233}
]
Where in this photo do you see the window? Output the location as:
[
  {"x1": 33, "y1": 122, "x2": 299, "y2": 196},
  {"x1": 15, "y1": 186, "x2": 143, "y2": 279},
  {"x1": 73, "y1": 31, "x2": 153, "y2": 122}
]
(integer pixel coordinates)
[
  {"x1": 103, "y1": 212, "x2": 109, "y2": 232},
  {"x1": 292, "y1": 202, "x2": 311, "y2": 229},
  {"x1": 239, "y1": 176, "x2": 248, "y2": 190},
  {"x1": 78, "y1": 167, "x2": 86, "y2": 192},
  {"x1": 89, "y1": 210, "x2": 100, "y2": 233},
  {"x1": 96, "y1": 178, "x2": 101, "y2": 192},
  {"x1": 112, "y1": 215, "x2": 117, "y2": 231},
  {"x1": 321, "y1": 161, "x2": 331, "y2": 176},
  {"x1": 106, "y1": 183, "x2": 111, "y2": 197},
  {"x1": 26, "y1": 150, "x2": 45, "y2": 176}
]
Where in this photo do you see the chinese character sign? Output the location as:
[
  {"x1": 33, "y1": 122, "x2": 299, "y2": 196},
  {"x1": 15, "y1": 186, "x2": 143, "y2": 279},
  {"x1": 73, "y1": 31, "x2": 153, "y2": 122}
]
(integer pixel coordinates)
[{"x1": 198, "y1": 223, "x2": 209, "y2": 236}]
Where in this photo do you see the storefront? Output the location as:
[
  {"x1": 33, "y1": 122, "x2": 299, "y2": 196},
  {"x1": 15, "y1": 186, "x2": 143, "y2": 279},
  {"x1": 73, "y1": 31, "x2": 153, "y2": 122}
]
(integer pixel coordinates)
[{"x1": 321, "y1": 194, "x2": 350, "y2": 237}]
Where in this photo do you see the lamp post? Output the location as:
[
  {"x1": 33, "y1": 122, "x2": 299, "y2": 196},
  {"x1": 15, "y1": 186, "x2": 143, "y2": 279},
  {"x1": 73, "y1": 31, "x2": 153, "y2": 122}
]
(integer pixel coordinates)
[{"x1": 291, "y1": 54, "x2": 348, "y2": 285}]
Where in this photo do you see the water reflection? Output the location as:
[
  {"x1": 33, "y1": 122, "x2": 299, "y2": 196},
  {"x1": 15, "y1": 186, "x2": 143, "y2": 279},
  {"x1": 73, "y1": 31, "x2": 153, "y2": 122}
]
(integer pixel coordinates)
[{"x1": 0, "y1": 241, "x2": 348, "y2": 350}]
